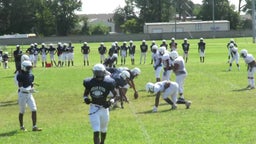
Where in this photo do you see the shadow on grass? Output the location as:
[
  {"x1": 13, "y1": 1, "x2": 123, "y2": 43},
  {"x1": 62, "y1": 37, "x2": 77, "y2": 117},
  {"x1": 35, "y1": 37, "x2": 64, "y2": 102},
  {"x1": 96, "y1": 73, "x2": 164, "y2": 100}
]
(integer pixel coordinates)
[
  {"x1": 1, "y1": 75, "x2": 14, "y2": 79},
  {"x1": 0, "y1": 100, "x2": 18, "y2": 107},
  {"x1": 232, "y1": 87, "x2": 251, "y2": 92},
  {"x1": 136, "y1": 108, "x2": 171, "y2": 114},
  {"x1": 0, "y1": 130, "x2": 18, "y2": 138}
]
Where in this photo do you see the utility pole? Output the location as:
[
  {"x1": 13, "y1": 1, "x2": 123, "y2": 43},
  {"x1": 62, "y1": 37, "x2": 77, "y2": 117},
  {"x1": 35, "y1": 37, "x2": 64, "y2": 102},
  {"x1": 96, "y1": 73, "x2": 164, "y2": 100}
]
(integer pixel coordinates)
[
  {"x1": 212, "y1": 0, "x2": 215, "y2": 38},
  {"x1": 252, "y1": 0, "x2": 256, "y2": 43}
]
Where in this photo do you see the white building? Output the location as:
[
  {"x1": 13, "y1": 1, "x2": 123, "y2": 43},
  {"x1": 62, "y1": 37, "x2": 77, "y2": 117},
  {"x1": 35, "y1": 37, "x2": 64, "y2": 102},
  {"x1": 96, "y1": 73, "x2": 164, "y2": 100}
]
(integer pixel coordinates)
[{"x1": 144, "y1": 20, "x2": 230, "y2": 33}]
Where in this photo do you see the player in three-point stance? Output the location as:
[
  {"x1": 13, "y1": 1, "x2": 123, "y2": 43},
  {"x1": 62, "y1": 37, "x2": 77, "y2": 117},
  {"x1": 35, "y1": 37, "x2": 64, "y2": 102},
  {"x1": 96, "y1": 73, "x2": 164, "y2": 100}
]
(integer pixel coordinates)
[
  {"x1": 17, "y1": 60, "x2": 42, "y2": 131},
  {"x1": 240, "y1": 49, "x2": 256, "y2": 89},
  {"x1": 83, "y1": 64, "x2": 117, "y2": 144},
  {"x1": 146, "y1": 80, "x2": 178, "y2": 112},
  {"x1": 227, "y1": 43, "x2": 240, "y2": 71}
]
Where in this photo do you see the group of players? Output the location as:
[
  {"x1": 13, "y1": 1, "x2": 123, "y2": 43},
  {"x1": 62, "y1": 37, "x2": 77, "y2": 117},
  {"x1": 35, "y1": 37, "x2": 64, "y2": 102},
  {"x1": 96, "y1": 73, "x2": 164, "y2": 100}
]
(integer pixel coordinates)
[{"x1": 12, "y1": 42, "x2": 75, "y2": 69}]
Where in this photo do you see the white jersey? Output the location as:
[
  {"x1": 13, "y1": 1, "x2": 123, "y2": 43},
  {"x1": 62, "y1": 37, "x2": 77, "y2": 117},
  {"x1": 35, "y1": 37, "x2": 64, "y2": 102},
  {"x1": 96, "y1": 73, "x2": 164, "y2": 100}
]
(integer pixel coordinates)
[
  {"x1": 153, "y1": 51, "x2": 162, "y2": 67},
  {"x1": 243, "y1": 54, "x2": 255, "y2": 64},
  {"x1": 160, "y1": 52, "x2": 172, "y2": 68},
  {"x1": 230, "y1": 47, "x2": 239, "y2": 57},
  {"x1": 173, "y1": 56, "x2": 187, "y2": 75}
]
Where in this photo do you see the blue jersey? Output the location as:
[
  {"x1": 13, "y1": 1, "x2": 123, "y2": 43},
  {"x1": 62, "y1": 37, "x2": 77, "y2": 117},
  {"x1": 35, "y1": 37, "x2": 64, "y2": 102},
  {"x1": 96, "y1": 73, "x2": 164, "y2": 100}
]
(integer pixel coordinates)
[
  {"x1": 17, "y1": 72, "x2": 34, "y2": 88},
  {"x1": 111, "y1": 72, "x2": 128, "y2": 87},
  {"x1": 83, "y1": 76, "x2": 115, "y2": 105}
]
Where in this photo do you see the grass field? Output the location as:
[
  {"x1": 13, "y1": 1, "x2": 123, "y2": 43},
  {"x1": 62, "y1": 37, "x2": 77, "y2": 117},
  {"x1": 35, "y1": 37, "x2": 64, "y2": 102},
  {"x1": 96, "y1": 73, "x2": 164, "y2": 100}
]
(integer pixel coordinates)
[{"x1": 1, "y1": 37, "x2": 256, "y2": 144}]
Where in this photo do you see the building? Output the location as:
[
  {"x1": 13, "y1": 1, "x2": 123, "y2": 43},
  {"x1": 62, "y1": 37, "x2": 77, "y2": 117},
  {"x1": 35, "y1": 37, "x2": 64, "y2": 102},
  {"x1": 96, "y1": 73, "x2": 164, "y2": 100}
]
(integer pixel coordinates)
[
  {"x1": 144, "y1": 20, "x2": 230, "y2": 33},
  {"x1": 79, "y1": 14, "x2": 115, "y2": 32}
]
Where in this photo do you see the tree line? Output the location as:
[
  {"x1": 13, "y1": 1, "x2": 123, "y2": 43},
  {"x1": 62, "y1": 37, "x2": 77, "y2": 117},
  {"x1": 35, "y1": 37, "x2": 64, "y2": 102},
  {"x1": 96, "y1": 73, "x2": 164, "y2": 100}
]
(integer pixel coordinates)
[{"x1": 0, "y1": 0, "x2": 253, "y2": 36}]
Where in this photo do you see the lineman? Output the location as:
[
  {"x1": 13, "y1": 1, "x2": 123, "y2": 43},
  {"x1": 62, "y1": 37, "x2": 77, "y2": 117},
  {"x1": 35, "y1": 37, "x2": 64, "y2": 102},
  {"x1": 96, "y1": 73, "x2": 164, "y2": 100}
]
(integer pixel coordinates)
[{"x1": 81, "y1": 42, "x2": 90, "y2": 66}]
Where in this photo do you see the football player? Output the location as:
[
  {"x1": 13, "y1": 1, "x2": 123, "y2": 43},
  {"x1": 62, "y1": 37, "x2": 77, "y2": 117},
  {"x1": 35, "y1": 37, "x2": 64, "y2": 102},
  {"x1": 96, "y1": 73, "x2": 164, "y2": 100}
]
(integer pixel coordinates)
[
  {"x1": 182, "y1": 38, "x2": 190, "y2": 63},
  {"x1": 17, "y1": 60, "x2": 42, "y2": 131},
  {"x1": 240, "y1": 49, "x2": 256, "y2": 89},
  {"x1": 128, "y1": 40, "x2": 136, "y2": 65},
  {"x1": 39, "y1": 43, "x2": 48, "y2": 67},
  {"x1": 81, "y1": 42, "x2": 90, "y2": 66},
  {"x1": 48, "y1": 44, "x2": 57, "y2": 66},
  {"x1": 227, "y1": 43, "x2": 240, "y2": 71},
  {"x1": 140, "y1": 40, "x2": 148, "y2": 64},
  {"x1": 169, "y1": 37, "x2": 177, "y2": 51},
  {"x1": 169, "y1": 51, "x2": 191, "y2": 106},
  {"x1": 158, "y1": 46, "x2": 172, "y2": 81},
  {"x1": 151, "y1": 45, "x2": 162, "y2": 82},
  {"x1": 67, "y1": 42, "x2": 74, "y2": 66},
  {"x1": 198, "y1": 38, "x2": 206, "y2": 63},
  {"x1": 98, "y1": 43, "x2": 107, "y2": 64},
  {"x1": 83, "y1": 64, "x2": 117, "y2": 144},
  {"x1": 120, "y1": 41, "x2": 128, "y2": 65}
]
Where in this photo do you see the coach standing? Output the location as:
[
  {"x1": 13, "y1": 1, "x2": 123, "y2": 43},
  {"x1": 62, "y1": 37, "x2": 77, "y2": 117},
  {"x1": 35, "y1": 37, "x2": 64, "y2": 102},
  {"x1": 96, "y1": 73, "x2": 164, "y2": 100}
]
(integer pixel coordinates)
[
  {"x1": 83, "y1": 64, "x2": 116, "y2": 144},
  {"x1": 13, "y1": 45, "x2": 23, "y2": 73}
]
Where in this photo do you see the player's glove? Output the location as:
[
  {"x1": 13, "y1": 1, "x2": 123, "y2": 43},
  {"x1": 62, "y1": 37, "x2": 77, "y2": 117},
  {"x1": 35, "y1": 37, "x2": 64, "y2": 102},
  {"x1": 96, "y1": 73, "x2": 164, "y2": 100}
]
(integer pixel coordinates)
[
  {"x1": 84, "y1": 96, "x2": 91, "y2": 104},
  {"x1": 103, "y1": 101, "x2": 111, "y2": 108},
  {"x1": 134, "y1": 91, "x2": 139, "y2": 99}
]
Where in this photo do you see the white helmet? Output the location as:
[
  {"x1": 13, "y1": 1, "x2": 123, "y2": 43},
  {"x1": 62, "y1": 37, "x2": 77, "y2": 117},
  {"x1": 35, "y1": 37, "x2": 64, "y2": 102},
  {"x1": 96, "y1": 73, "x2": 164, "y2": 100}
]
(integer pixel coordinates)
[
  {"x1": 230, "y1": 39, "x2": 234, "y2": 42},
  {"x1": 131, "y1": 67, "x2": 141, "y2": 76},
  {"x1": 152, "y1": 45, "x2": 158, "y2": 50},
  {"x1": 229, "y1": 43, "x2": 234, "y2": 48},
  {"x1": 42, "y1": 43, "x2": 45, "y2": 46},
  {"x1": 145, "y1": 82, "x2": 155, "y2": 93},
  {"x1": 100, "y1": 42, "x2": 104, "y2": 45},
  {"x1": 162, "y1": 39, "x2": 166, "y2": 42},
  {"x1": 158, "y1": 46, "x2": 166, "y2": 55},
  {"x1": 21, "y1": 60, "x2": 33, "y2": 72},
  {"x1": 142, "y1": 40, "x2": 146, "y2": 43},
  {"x1": 30, "y1": 43, "x2": 34, "y2": 47},
  {"x1": 93, "y1": 64, "x2": 106, "y2": 79},
  {"x1": 84, "y1": 42, "x2": 87, "y2": 45},
  {"x1": 120, "y1": 70, "x2": 130, "y2": 80},
  {"x1": 200, "y1": 38, "x2": 204, "y2": 41},
  {"x1": 21, "y1": 54, "x2": 30, "y2": 62},
  {"x1": 34, "y1": 43, "x2": 38, "y2": 46},
  {"x1": 111, "y1": 42, "x2": 115, "y2": 46},
  {"x1": 16, "y1": 45, "x2": 20, "y2": 48},
  {"x1": 184, "y1": 38, "x2": 188, "y2": 41},
  {"x1": 171, "y1": 37, "x2": 175, "y2": 41},
  {"x1": 169, "y1": 51, "x2": 179, "y2": 60},
  {"x1": 49, "y1": 43, "x2": 53, "y2": 46},
  {"x1": 123, "y1": 41, "x2": 127, "y2": 44},
  {"x1": 129, "y1": 40, "x2": 133, "y2": 43},
  {"x1": 240, "y1": 49, "x2": 248, "y2": 58}
]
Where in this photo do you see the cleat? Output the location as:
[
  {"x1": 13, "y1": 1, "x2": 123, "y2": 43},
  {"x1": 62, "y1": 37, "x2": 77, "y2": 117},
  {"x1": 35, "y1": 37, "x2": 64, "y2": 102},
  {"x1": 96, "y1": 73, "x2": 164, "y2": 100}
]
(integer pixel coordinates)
[
  {"x1": 152, "y1": 106, "x2": 157, "y2": 112},
  {"x1": 246, "y1": 85, "x2": 251, "y2": 89},
  {"x1": 32, "y1": 127, "x2": 42, "y2": 131},
  {"x1": 171, "y1": 105, "x2": 177, "y2": 110},
  {"x1": 185, "y1": 101, "x2": 191, "y2": 109},
  {"x1": 20, "y1": 127, "x2": 27, "y2": 132},
  {"x1": 250, "y1": 87, "x2": 255, "y2": 89}
]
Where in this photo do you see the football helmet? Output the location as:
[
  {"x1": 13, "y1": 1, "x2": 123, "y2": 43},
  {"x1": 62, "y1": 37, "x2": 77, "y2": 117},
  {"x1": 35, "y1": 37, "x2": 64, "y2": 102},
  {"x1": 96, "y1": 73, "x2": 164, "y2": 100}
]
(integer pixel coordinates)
[
  {"x1": 171, "y1": 37, "x2": 175, "y2": 41},
  {"x1": 200, "y1": 38, "x2": 204, "y2": 41},
  {"x1": 21, "y1": 54, "x2": 30, "y2": 62},
  {"x1": 229, "y1": 43, "x2": 234, "y2": 48},
  {"x1": 152, "y1": 45, "x2": 158, "y2": 50},
  {"x1": 145, "y1": 82, "x2": 155, "y2": 93},
  {"x1": 169, "y1": 51, "x2": 179, "y2": 60},
  {"x1": 240, "y1": 49, "x2": 248, "y2": 58},
  {"x1": 131, "y1": 67, "x2": 141, "y2": 76},
  {"x1": 158, "y1": 46, "x2": 166, "y2": 55},
  {"x1": 21, "y1": 60, "x2": 33, "y2": 72},
  {"x1": 120, "y1": 70, "x2": 130, "y2": 80},
  {"x1": 84, "y1": 42, "x2": 87, "y2": 45},
  {"x1": 93, "y1": 64, "x2": 106, "y2": 79}
]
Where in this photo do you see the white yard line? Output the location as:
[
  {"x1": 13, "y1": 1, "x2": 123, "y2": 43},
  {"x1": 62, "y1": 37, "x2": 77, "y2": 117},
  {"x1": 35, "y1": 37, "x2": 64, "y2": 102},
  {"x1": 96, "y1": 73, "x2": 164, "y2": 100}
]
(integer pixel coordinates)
[{"x1": 128, "y1": 101, "x2": 152, "y2": 144}]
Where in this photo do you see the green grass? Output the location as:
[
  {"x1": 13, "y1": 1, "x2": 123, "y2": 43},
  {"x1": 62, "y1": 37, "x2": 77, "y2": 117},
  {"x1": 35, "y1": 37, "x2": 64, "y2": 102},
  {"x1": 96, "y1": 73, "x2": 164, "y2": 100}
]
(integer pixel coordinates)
[{"x1": 1, "y1": 37, "x2": 256, "y2": 144}]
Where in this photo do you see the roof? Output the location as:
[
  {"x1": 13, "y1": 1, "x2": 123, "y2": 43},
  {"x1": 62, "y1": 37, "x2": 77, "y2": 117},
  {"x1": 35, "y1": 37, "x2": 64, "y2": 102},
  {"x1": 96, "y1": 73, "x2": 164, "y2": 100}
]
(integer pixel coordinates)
[
  {"x1": 78, "y1": 14, "x2": 114, "y2": 23},
  {"x1": 144, "y1": 20, "x2": 230, "y2": 26}
]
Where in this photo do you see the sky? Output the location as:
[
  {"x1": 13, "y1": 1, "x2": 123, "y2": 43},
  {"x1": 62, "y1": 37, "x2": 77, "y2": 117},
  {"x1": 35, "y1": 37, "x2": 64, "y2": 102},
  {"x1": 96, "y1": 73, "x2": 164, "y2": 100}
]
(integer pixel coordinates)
[{"x1": 77, "y1": 0, "x2": 241, "y2": 15}]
